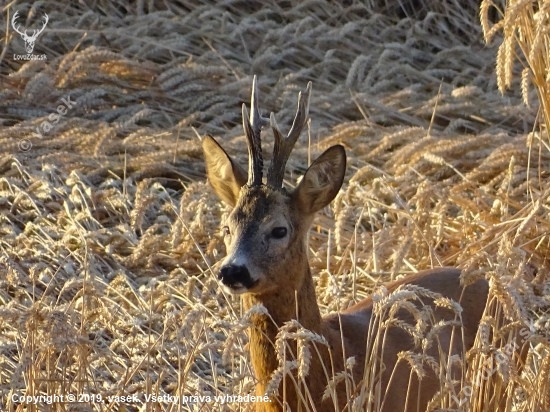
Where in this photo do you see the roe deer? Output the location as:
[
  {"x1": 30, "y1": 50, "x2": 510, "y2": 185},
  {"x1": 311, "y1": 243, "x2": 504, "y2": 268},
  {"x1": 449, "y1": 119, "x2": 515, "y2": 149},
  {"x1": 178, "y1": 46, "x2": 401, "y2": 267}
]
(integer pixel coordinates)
[{"x1": 202, "y1": 77, "x2": 497, "y2": 412}]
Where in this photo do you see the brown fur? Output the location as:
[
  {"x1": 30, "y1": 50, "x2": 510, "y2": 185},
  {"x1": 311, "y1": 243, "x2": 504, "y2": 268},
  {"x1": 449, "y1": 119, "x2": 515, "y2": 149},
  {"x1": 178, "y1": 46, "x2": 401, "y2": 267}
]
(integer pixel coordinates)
[
  {"x1": 203, "y1": 131, "x2": 494, "y2": 411},
  {"x1": 243, "y1": 266, "x2": 489, "y2": 412}
]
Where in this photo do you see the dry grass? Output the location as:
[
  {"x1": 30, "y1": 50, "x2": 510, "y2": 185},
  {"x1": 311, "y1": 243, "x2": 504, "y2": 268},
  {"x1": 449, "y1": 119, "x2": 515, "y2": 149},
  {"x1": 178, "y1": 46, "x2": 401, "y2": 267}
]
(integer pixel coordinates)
[{"x1": 0, "y1": 0, "x2": 549, "y2": 411}]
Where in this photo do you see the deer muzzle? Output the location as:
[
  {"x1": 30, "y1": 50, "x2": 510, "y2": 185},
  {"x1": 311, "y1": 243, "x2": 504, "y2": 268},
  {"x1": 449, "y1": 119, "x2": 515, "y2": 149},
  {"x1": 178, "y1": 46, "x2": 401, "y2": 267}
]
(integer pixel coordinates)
[{"x1": 218, "y1": 264, "x2": 257, "y2": 291}]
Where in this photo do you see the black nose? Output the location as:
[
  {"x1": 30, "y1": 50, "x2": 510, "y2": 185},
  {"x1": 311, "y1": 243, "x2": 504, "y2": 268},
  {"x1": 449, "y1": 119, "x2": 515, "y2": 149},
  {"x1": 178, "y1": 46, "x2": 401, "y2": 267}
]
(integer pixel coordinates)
[{"x1": 218, "y1": 264, "x2": 255, "y2": 289}]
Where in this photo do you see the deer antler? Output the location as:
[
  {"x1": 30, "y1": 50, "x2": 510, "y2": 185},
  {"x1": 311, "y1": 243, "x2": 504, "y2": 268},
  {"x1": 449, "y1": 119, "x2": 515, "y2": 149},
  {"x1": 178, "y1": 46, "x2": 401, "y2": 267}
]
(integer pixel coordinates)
[
  {"x1": 267, "y1": 82, "x2": 312, "y2": 188},
  {"x1": 29, "y1": 13, "x2": 49, "y2": 40},
  {"x1": 11, "y1": 11, "x2": 27, "y2": 37},
  {"x1": 11, "y1": 11, "x2": 48, "y2": 40},
  {"x1": 242, "y1": 76, "x2": 269, "y2": 187}
]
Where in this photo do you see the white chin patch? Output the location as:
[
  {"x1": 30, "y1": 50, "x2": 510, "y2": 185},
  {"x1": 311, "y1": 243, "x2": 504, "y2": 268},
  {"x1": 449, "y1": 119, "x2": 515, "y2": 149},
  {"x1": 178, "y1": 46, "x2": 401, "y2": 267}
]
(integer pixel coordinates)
[{"x1": 221, "y1": 283, "x2": 248, "y2": 295}]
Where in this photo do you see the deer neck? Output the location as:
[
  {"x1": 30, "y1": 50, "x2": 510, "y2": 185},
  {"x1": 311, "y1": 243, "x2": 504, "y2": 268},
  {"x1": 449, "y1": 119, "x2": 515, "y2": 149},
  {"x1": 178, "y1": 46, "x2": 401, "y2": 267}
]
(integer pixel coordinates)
[
  {"x1": 242, "y1": 262, "x2": 328, "y2": 407},
  {"x1": 244, "y1": 264, "x2": 323, "y2": 329}
]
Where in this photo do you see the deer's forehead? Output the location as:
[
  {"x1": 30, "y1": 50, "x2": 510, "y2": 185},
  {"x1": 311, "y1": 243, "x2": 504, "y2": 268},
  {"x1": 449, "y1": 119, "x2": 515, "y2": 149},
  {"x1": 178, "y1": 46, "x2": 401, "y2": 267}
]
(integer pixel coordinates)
[{"x1": 230, "y1": 187, "x2": 290, "y2": 226}]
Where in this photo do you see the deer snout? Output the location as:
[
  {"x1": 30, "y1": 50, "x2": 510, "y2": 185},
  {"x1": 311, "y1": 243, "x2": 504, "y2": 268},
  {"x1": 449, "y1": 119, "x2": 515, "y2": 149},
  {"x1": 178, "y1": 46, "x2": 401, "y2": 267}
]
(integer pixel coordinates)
[{"x1": 218, "y1": 264, "x2": 257, "y2": 291}]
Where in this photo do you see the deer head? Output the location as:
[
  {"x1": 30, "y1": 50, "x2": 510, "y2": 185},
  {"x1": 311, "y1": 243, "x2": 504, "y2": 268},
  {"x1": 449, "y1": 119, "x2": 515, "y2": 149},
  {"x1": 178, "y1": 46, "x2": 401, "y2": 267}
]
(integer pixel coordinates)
[
  {"x1": 202, "y1": 77, "x2": 346, "y2": 296},
  {"x1": 12, "y1": 11, "x2": 49, "y2": 54}
]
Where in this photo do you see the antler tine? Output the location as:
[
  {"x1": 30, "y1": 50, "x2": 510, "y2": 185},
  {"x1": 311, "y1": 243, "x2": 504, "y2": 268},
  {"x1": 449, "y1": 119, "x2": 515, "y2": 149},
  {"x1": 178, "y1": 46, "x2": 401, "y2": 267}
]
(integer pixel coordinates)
[
  {"x1": 29, "y1": 13, "x2": 48, "y2": 39},
  {"x1": 39, "y1": 13, "x2": 49, "y2": 32},
  {"x1": 267, "y1": 82, "x2": 312, "y2": 188},
  {"x1": 11, "y1": 11, "x2": 26, "y2": 36},
  {"x1": 243, "y1": 75, "x2": 269, "y2": 186}
]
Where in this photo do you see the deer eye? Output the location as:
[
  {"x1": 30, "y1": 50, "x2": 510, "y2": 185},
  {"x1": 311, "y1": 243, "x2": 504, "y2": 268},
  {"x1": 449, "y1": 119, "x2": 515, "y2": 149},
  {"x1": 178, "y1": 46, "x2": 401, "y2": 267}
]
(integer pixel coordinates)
[
  {"x1": 222, "y1": 226, "x2": 231, "y2": 236},
  {"x1": 271, "y1": 227, "x2": 287, "y2": 239}
]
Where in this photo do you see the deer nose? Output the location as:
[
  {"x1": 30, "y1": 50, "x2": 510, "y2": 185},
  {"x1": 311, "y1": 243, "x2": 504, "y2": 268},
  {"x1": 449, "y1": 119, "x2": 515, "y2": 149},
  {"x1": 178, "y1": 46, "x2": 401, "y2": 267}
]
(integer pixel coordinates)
[{"x1": 218, "y1": 264, "x2": 253, "y2": 289}]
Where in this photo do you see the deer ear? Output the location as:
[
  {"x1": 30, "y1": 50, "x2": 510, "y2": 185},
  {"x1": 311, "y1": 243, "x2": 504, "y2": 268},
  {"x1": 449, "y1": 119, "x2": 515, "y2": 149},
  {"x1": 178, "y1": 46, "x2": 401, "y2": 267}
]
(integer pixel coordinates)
[
  {"x1": 292, "y1": 145, "x2": 346, "y2": 214},
  {"x1": 202, "y1": 135, "x2": 247, "y2": 207}
]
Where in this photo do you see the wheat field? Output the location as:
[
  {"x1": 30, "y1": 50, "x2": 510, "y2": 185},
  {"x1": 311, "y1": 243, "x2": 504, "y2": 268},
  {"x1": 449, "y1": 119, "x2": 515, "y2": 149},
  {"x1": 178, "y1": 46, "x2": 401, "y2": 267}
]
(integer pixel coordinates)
[{"x1": 0, "y1": 0, "x2": 549, "y2": 411}]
